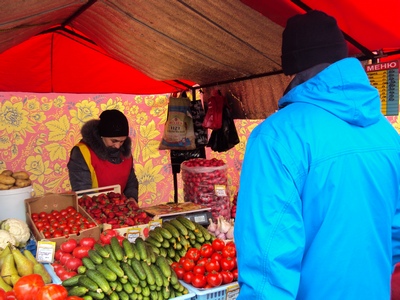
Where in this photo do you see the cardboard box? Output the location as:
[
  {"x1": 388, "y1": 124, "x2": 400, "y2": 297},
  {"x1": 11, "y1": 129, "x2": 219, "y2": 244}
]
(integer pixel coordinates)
[
  {"x1": 25, "y1": 193, "x2": 101, "y2": 249},
  {"x1": 76, "y1": 185, "x2": 151, "y2": 239}
]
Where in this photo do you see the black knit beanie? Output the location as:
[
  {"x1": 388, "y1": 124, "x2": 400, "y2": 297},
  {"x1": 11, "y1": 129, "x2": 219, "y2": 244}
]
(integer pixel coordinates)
[
  {"x1": 98, "y1": 109, "x2": 129, "y2": 137},
  {"x1": 281, "y1": 10, "x2": 348, "y2": 75}
]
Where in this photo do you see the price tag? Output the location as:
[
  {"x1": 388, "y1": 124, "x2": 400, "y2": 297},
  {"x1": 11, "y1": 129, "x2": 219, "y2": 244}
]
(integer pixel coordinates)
[
  {"x1": 126, "y1": 228, "x2": 141, "y2": 243},
  {"x1": 214, "y1": 185, "x2": 227, "y2": 197},
  {"x1": 36, "y1": 240, "x2": 56, "y2": 264},
  {"x1": 149, "y1": 220, "x2": 162, "y2": 231},
  {"x1": 226, "y1": 283, "x2": 240, "y2": 300}
]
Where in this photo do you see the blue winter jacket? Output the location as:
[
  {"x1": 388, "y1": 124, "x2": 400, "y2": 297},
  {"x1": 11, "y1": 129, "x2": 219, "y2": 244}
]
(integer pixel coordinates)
[{"x1": 234, "y1": 57, "x2": 400, "y2": 300}]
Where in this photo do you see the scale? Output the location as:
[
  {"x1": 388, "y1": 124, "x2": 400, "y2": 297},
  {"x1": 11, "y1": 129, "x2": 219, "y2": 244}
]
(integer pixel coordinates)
[{"x1": 143, "y1": 202, "x2": 212, "y2": 226}]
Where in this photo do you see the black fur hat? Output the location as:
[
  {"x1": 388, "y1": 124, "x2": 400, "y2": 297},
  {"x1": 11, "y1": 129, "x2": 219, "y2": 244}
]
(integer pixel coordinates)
[{"x1": 98, "y1": 109, "x2": 129, "y2": 137}]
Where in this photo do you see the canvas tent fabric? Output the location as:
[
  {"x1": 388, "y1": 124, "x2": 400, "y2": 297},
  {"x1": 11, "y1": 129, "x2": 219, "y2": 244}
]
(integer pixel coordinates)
[{"x1": 0, "y1": 0, "x2": 399, "y2": 119}]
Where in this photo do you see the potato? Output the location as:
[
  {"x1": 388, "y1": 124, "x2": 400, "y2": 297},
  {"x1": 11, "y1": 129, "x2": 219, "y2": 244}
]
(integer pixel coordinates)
[
  {"x1": 14, "y1": 178, "x2": 32, "y2": 188},
  {"x1": 0, "y1": 183, "x2": 12, "y2": 190},
  {"x1": 1, "y1": 170, "x2": 13, "y2": 176},
  {"x1": 0, "y1": 174, "x2": 16, "y2": 185},
  {"x1": 11, "y1": 171, "x2": 30, "y2": 180}
]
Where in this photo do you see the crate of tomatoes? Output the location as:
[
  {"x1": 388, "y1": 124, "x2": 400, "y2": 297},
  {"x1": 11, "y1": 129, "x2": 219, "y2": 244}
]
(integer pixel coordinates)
[
  {"x1": 25, "y1": 192, "x2": 100, "y2": 249},
  {"x1": 172, "y1": 238, "x2": 240, "y2": 300},
  {"x1": 76, "y1": 185, "x2": 152, "y2": 239}
]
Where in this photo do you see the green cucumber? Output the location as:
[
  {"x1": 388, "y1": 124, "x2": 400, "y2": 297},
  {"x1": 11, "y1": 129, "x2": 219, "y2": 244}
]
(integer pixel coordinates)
[
  {"x1": 62, "y1": 274, "x2": 83, "y2": 287},
  {"x1": 140, "y1": 260, "x2": 155, "y2": 285},
  {"x1": 88, "y1": 291, "x2": 105, "y2": 300},
  {"x1": 161, "y1": 221, "x2": 180, "y2": 239},
  {"x1": 121, "y1": 262, "x2": 140, "y2": 286},
  {"x1": 130, "y1": 257, "x2": 146, "y2": 281},
  {"x1": 82, "y1": 257, "x2": 97, "y2": 270},
  {"x1": 78, "y1": 275, "x2": 99, "y2": 292},
  {"x1": 155, "y1": 256, "x2": 171, "y2": 279},
  {"x1": 118, "y1": 290, "x2": 130, "y2": 300},
  {"x1": 148, "y1": 229, "x2": 163, "y2": 243},
  {"x1": 86, "y1": 269, "x2": 111, "y2": 295},
  {"x1": 169, "y1": 219, "x2": 188, "y2": 236},
  {"x1": 149, "y1": 264, "x2": 163, "y2": 287},
  {"x1": 94, "y1": 243, "x2": 111, "y2": 258},
  {"x1": 104, "y1": 244, "x2": 117, "y2": 261},
  {"x1": 104, "y1": 257, "x2": 125, "y2": 278},
  {"x1": 123, "y1": 281, "x2": 134, "y2": 294},
  {"x1": 88, "y1": 249, "x2": 103, "y2": 265},
  {"x1": 96, "y1": 264, "x2": 118, "y2": 282},
  {"x1": 68, "y1": 286, "x2": 89, "y2": 297},
  {"x1": 195, "y1": 222, "x2": 213, "y2": 241},
  {"x1": 176, "y1": 216, "x2": 196, "y2": 231},
  {"x1": 134, "y1": 237, "x2": 148, "y2": 261},
  {"x1": 145, "y1": 237, "x2": 161, "y2": 248},
  {"x1": 110, "y1": 236, "x2": 125, "y2": 261},
  {"x1": 158, "y1": 227, "x2": 172, "y2": 240},
  {"x1": 122, "y1": 239, "x2": 135, "y2": 259}
]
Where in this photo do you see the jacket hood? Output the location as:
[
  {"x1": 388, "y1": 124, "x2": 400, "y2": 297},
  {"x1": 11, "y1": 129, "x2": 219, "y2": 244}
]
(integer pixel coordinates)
[
  {"x1": 278, "y1": 58, "x2": 381, "y2": 127},
  {"x1": 80, "y1": 119, "x2": 132, "y2": 160}
]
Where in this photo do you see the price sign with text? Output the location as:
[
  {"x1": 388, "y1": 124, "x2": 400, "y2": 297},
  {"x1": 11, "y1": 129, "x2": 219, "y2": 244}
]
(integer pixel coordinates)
[{"x1": 366, "y1": 60, "x2": 399, "y2": 116}]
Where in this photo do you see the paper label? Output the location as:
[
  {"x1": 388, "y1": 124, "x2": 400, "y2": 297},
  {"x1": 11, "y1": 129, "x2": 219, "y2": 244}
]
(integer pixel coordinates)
[
  {"x1": 215, "y1": 184, "x2": 227, "y2": 197},
  {"x1": 226, "y1": 283, "x2": 240, "y2": 300},
  {"x1": 36, "y1": 240, "x2": 56, "y2": 263},
  {"x1": 126, "y1": 228, "x2": 141, "y2": 243},
  {"x1": 149, "y1": 219, "x2": 162, "y2": 230}
]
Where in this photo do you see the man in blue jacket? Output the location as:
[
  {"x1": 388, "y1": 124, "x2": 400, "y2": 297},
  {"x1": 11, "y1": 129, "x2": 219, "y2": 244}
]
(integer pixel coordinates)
[{"x1": 234, "y1": 10, "x2": 400, "y2": 299}]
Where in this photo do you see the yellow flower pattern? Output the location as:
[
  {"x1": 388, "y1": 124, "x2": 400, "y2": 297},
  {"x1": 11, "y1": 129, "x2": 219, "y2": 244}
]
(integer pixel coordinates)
[{"x1": 0, "y1": 92, "x2": 398, "y2": 208}]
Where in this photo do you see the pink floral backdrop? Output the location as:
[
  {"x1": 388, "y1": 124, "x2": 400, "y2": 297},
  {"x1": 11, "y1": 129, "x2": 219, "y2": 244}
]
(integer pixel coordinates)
[
  {"x1": 0, "y1": 92, "x2": 399, "y2": 208},
  {"x1": 0, "y1": 92, "x2": 263, "y2": 207}
]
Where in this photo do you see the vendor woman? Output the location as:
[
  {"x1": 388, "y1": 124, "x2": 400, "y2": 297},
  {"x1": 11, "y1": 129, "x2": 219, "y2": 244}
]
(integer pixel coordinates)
[{"x1": 67, "y1": 109, "x2": 139, "y2": 205}]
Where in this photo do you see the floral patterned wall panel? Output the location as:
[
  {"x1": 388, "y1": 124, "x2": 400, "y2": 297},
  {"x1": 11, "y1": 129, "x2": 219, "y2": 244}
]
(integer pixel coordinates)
[{"x1": 0, "y1": 92, "x2": 262, "y2": 207}]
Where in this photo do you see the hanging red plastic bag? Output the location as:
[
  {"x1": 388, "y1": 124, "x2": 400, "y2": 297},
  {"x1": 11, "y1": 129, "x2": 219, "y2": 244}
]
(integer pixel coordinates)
[{"x1": 202, "y1": 90, "x2": 226, "y2": 129}]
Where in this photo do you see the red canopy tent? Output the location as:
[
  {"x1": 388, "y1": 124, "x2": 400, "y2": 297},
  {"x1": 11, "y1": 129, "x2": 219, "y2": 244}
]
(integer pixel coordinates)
[{"x1": 0, "y1": 0, "x2": 399, "y2": 104}]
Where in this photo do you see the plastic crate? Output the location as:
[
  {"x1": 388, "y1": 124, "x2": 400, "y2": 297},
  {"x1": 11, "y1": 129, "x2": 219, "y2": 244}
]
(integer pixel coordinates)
[
  {"x1": 180, "y1": 281, "x2": 240, "y2": 300},
  {"x1": 171, "y1": 292, "x2": 196, "y2": 300}
]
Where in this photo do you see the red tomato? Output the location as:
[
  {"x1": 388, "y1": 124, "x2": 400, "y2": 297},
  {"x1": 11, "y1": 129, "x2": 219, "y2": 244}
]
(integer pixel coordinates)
[
  {"x1": 220, "y1": 256, "x2": 236, "y2": 271},
  {"x1": 72, "y1": 246, "x2": 91, "y2": 259},
  {"x1": 220, "y1": 270, "x2": 234, "y2": 284},
  {"x1": 5, "y1": 291, "x2": 17, "y2": 300},
  {"x1": 170, "y1": 262, "x2": 180, "y2": 270},
  {"x1": 200, "y1": 244, "x2": 213, "y2": 258},
  {"x1": 206, "y1": 271, "x2": 223, "y2": 287},
  {"x1": 196, "y1": 257, "x2": 209, "y2": 267},
  {"x1": 222, "y1": 244, "x2": 236, "y2": 258},
  {"x1": 36, "y1": 284, "x2": 68, "y2": 300},
  {"x1": 205, "y1": 259, "x2": 220, "y2": 273},
  {"x1": 60, "y1": 253, "x2": 73, "y2": 265},
  {"x1": 59, "y1": 271, "x2": 77, "y2": 281},
  {"x1": 79, "y1": 237, "x2": 96, "y2": 249},
  {"x1": 232, "y1": 268, "x2": 238, "y2": 280},
  {"x1": 116, "y1": 235, "x2": 125, "y2": 246},
  {"x1": 182, "y1": 259, "x2": 195, "y2": 272},
  {"x1": 191, "y1": 274, "x2": 207, "y2": 289},
  {"x1": 60, "y1": 239, "x2": 78, "y2": 253},
  {"x1": 55, "y1": 265, "x2": 67, "y2": 278},
  {"x1": 99, "y1": 229, "x2": 119, "y2": 245},
  {"x1": 64, "y1": 257, "x2": 83, "y2": 271},
  {"x1": 0, "y1": 288, "x2": 5, "y2": 298},
  {"x1": 211, "y1": 252, "x2": 223, "y2": 262},
  {"x1": 173, "y1": 265, "x2": 185, "y2": 280},
  {"x1": 183, "y1": 271, "x2": 195, "y2": 284},
  {"x1": 66, "y1": 297, "x2": 84, "y2": 300},
  {"x1": 192, "y1": 265, "x2": 206, "y2": 275},
  {"x1": 185, "y1": 248, "x2": 201, "y2": 262},
  {"x1": 38, "y1": 212, "x2": 47, "y2": 219},
  {"x1": 211, "y1": 238, "x2": 225, "y2": 251},
  {"x1": 13, "y1": 274, "x2": 45, "y2": 300}
]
